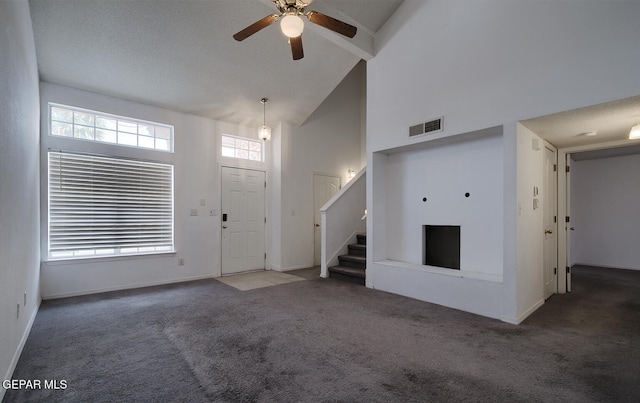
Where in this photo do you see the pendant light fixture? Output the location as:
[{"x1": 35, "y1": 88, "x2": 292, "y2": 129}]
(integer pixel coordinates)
[{"x1": 259, "y1": 98, "x2": 271, "y2": 141}]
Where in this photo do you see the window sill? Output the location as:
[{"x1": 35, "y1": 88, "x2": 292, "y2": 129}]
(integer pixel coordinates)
[{"x1": 43, "y1": 251, "x2": 177, "y2": 266}]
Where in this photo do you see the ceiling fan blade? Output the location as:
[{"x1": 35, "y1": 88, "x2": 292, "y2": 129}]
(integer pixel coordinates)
[
  {"x1": 233, "y1": 14, "x2": 279, "y2": 41},
  {"x1": 307, "y1": 11, "x2": 357, "y2": 38},
  {"x1": 290, "y1": 36, "x2": 304, "y2": 60}
]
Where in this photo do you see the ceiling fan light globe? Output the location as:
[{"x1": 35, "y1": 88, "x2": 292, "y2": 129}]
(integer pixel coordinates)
[
  {"x1": 281, "y1": 14, "x2": 304, "y2": 38},
  {"x1": 259, "y1": 125, "x2": 272, "y2": 141},
  {"x1": 629, "y1": 124, "x2": 640, "y2": 140}
]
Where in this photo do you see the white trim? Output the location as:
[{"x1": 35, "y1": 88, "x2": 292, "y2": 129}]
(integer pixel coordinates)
[
  {"x1": 374, "y1": 259, "x2": 503, "y2": 283},
  {"x1": 41, "y1": 274, "x2": 215, "y2": 300},
  {"x1": 556, "y1": 139, "x2": 639, "y2": 294},
  {"x1": 572, "y1": 263, "x2": 640, "y2": 271},
  {"x1": 1, "y1": 300, "x2": 41, "y2": 401},
  {"x1": 271, "y1": 264, "x2": 313, "y2": 272},
  {"x1": 501, "y1": 299, "x2": 544, "y2": 325}
]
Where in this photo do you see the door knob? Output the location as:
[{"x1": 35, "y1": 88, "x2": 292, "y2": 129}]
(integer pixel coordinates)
[
  {"x1": 315, "y1": 223, "x2": 320, "y2": 227},
  {"x1": 222, "y1": 225, "x2": 228, "y2": 229},
  {"x1": 545, "y1": 229, "x2": 553, "y2": 234}
]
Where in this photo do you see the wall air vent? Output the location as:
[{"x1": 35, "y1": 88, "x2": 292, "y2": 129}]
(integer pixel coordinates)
[
  {"x1": 409, "y1": 123, "x2": 425, "y2": 137},
  {"x1": 409, "y1": 116, "x2": 444, "y2": 137},
  {"x1": 425, "y1": 118, "x2": 442, "y2": 133}
]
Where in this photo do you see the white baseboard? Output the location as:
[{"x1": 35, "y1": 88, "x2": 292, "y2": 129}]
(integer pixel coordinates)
[
  {"x1": 41, "y1": 274, "x2": 216, "y2": 300},
  {"x1": 1, "y1": 299, "x2": 41, "y2": 401},
  {"x1": 572, "y1": 262, "x2": 639, "y2": 271},
  {"x1": 271, "y1": 264, "x2": 314, "y2": 272},
  {"x1": 501, "y1": 298, "x2": 545, "y2": 325}
]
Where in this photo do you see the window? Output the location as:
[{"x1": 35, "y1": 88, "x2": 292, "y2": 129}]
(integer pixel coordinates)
[
  {"x1": 48, "y1": 152, "x2": 174, "y2": 260},
  {"x1": 49, "y1": 103, "x2": 174, "y2": 152},
  {"x1": 221, "y1": 134, "x2": 264, "y2": 162}
]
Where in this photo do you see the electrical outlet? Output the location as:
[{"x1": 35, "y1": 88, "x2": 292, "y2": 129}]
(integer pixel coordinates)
[
  {"x1": 178, "y1": 258, "x2": 185, "y2": 266},
  {"x1": 190, "y1": 208, "x2": 198, "y2": 216}
]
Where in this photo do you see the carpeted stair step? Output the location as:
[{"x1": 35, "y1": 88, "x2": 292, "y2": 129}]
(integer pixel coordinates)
[
  {"x1": 329, "y1": 233, "x2": 367, "y2": 285},
  {"x1": 338, "y1": 254, "x2": 366, "y2": 270},
  {"x1": 348, "y1": 243, "x2": 366, "y2": 257},
  {"x1": 328, "y1": 265, "x2": 366, "y2": 285},
  {"x1": 328, "y1": 265, "x2": 365, "y2": 279}
]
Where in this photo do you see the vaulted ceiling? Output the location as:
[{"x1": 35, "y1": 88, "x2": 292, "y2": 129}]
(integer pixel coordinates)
[{"x1": 28, "y1": 0, "x2": 403, "y2": 127}]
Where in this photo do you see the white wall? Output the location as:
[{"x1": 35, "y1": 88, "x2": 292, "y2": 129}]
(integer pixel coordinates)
[
  {"x1": 571, "y1": 153, "x2": 640, "y2": 270},
  {"x1": 277, "y1": 61, "x2": 365, "y2": 271},
  {"x1": 38, "y1": 62, "x2": 364, "y2": 292},
  {"x1": 39, "y1": 83, "x2": 221, "y2": 298},
  {"x1": 0, "y1": 0, "x2": 41, "y2": 394},
  {"x1": 515, "y1": 124, "x2": 545, "y2": 321},
  {"x1": 384, "y1": 134, "x2": 503, "y2": 275},
  {"x1": 367, "y1": 0, "x2": 640, "y2": 322}
]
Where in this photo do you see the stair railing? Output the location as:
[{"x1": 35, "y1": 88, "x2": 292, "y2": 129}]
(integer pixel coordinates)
[{"x1": 320, "y1": 167, "x2": 366, "y2": 278}]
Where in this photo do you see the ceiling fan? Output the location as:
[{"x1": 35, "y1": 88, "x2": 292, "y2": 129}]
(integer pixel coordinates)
[{"x1": 233, "y1": 0, "x2": 357, "y2": 61}]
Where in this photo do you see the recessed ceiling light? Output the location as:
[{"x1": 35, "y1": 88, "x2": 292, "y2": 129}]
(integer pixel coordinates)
[{"x1": 579, "y1": 131, "x2": 597, "y2": 137}]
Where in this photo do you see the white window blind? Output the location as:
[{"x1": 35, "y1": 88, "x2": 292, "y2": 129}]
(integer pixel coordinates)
[{"x1": 48, "y1": 151, "x2": 174, "y2": 259}]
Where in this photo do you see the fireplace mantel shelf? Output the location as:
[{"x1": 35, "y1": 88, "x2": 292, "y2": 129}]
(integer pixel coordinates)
[{"x1": 374, "y1": 260, "x2": 503, "y2": 283}]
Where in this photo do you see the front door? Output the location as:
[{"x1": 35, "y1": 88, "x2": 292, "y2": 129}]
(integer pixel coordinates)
[
  {"x1": 543, "y1": 144, "x2": 558, "y2": 299},
  {"x1": 313, "y1": 174, "x2": 341, "y2": 266},
  {"x1": 221, "y1": 167, "x2": 266, "y2": 275}
]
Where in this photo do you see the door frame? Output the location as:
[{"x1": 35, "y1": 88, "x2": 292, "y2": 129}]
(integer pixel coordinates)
[
  {"x1": 219, "y1": 165, "x2": 267, "y2": 276},
  {"x1": 556, "y1": 139, "x2": 634, "y2": 293},
  {"x1": 543, "y1": 141, "x2": 558, "y2": 299}
]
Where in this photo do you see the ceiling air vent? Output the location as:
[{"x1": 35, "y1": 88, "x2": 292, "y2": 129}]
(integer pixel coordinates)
[{"x1": 409, "y1": 116, "x2": 444, "y2": 137}]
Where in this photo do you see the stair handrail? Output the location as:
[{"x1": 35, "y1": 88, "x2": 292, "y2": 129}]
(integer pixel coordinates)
[{"x1": 320, "y1": 167, "x2": 366, "y2": 278}]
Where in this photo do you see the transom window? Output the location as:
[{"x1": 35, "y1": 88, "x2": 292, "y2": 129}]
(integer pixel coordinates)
[
  {"x1": 49, "y1": 103, "x2": 174, "y2": 152},
  {"x1": 221, "y1": 134, "x2": 264, "y2": 162}
]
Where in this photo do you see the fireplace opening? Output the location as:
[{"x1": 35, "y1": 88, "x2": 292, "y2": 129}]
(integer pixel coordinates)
[{"x1": 423, "y1": 225, "x2": 460, "y2": 270}]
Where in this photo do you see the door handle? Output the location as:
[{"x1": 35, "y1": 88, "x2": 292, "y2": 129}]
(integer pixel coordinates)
[
  {"x1": 315, "y1": 223, "x2": 320, "y2": 227},
  {"x1": 570, "y1": 227, "x2": 575, "y2": 231},
  {"x1": 545, "y1": 230, "x2": 553, "y2": 234},
  {"x1": 222, "y1": 225, "x2": 228, "y2": 229}
]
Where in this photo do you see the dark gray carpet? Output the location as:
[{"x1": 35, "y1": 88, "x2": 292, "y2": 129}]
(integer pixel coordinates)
[{"x1": 4, "y1": 265, "x2": 640, "y2": 402}]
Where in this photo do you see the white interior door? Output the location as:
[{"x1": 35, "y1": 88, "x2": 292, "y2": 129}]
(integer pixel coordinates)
[
  {"x1": 543, "y1": 144, "x2": 558, "y2": 299},
  {"x1": 221, "y1": 167, "x2": 266, "y2": 275},
  {"x1": 313, "y1": 174, "x2": 341, "y2": 266}
]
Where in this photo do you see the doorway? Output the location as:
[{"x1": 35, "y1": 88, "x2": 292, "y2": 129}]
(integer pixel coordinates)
[
  {"x1": 221, "y1": 166, "x2": 266, "y2": 275},
  {"x1": 313, "y1": 174, "x2": 341, "y2": 266},
  {"x1": 558, "y1": 144, "x2": 640, "y2": 293}
]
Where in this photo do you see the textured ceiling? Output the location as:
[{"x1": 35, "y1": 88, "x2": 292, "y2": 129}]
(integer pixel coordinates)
[
  {"x1": 28, "y1": 0, "x2": 403, "y2": 127},
  {"x1": 521, "y1": 95, "x2": 640, "y2": 159}
]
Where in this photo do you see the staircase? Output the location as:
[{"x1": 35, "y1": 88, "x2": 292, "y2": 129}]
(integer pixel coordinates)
[{"x1": 328, "y1": 233, "x2": 366, "y2": 285}]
